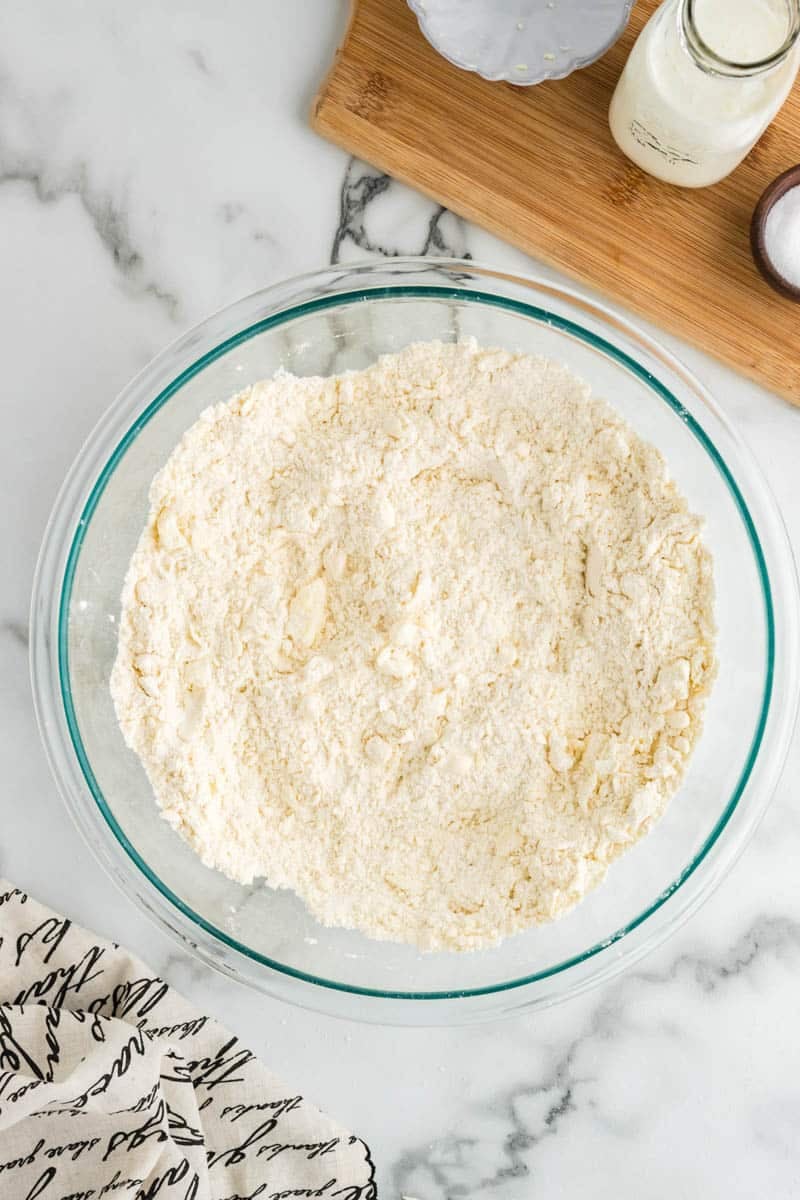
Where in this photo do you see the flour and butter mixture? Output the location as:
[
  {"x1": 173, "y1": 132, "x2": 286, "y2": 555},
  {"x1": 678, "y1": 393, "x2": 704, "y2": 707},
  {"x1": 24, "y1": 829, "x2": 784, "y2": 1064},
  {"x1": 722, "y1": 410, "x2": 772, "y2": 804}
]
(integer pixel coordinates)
[{"x1": 111, "y1": 340, "x2": 715, "y2": 951}]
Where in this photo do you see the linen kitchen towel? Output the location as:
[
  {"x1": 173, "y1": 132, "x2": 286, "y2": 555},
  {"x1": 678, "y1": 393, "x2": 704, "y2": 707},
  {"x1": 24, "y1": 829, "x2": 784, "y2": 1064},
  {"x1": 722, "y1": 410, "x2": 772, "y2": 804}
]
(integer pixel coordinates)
[{"x1": 0, "y1": 880, "x2": 376, "y2": 1199}]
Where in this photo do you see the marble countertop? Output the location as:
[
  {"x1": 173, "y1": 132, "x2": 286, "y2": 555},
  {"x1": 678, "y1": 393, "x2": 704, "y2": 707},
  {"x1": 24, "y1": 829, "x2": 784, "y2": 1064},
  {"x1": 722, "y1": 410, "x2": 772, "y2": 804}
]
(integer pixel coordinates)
[{"x1": 3, "y1": 3, "x2": 800, "y2": 1195}]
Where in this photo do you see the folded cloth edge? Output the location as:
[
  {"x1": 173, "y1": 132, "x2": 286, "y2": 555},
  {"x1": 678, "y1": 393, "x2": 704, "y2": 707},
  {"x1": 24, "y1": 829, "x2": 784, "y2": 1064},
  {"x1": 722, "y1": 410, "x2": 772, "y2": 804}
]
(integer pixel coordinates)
[{"x1": 0, "y1": 878, "x2": 377, "y2": 1200}]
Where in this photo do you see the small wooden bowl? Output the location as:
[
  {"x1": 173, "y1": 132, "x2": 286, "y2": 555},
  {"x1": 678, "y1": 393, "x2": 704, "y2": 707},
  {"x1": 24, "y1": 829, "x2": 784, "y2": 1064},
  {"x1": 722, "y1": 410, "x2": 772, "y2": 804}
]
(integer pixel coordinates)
[{"x1": 751, "y1": 164, "x2": 800, "y2": 302}]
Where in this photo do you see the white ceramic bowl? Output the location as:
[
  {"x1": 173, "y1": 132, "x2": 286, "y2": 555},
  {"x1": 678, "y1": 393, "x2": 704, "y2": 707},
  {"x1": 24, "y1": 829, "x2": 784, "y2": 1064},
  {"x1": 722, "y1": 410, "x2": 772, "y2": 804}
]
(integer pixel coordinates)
[{"x1": 407, "y1": 0, "x2": 633, "y2": 85}]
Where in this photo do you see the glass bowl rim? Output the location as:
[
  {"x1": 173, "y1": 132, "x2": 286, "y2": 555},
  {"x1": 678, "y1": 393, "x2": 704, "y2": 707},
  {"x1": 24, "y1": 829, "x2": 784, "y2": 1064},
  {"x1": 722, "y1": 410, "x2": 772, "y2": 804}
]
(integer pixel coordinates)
[
  {"x1": 29, "y1": 258, "x2": 796, "y2": 1017},
  {"x1": 44, "y1": 272, "x2": 784, "y2": 1002}
]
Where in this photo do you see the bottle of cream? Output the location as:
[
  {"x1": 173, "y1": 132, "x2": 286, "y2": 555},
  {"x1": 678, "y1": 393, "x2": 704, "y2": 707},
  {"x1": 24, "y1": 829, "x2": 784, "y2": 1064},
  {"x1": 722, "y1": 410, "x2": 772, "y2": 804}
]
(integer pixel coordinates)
[{"x1": 609, "y1": 0, "x2": 800, "y2": 187}]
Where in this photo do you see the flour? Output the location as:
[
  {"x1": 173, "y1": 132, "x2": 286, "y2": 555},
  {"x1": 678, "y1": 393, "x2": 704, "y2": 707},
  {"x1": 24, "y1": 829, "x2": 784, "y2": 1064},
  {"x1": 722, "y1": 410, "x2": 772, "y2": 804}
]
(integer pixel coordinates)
[{"x1": 111, "y1": 340, "x2": 716, "y2": 952}]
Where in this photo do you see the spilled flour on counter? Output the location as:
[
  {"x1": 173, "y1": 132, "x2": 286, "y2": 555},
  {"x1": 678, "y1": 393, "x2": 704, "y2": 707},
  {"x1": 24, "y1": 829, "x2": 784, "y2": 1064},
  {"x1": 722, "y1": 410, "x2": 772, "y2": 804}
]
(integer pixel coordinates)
[{"x1": 111, "y1": 340, "x2": 716, "y2": 951}]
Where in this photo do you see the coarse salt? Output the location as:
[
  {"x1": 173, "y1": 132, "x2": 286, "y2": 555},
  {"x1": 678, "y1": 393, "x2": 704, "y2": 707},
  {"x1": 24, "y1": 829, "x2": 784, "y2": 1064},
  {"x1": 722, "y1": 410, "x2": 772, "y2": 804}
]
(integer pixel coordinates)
[{"x1": 764, "y1": 183, "x2": 800, "y2": 289}]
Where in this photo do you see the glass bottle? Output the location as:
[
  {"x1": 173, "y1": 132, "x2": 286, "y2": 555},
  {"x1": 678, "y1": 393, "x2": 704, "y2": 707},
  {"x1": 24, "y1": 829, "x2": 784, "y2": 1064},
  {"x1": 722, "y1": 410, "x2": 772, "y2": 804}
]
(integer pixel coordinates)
[{"x1": 609, "y1": 0, "x2": 800, "y2": 187}]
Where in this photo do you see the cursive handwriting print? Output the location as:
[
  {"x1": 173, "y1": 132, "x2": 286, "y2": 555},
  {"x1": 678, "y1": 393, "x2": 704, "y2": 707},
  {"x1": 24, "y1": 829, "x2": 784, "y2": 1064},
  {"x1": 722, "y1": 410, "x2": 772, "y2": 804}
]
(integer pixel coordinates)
[{"x1": 0, "y1": 881, "x2": 377, "y2": 1199}]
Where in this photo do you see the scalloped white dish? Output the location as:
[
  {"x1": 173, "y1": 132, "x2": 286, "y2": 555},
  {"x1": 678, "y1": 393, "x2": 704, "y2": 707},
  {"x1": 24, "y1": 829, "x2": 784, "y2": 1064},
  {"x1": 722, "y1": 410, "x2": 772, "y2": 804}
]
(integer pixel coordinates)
[{"x1": 407, "y1": 0, "x2": 633, "y2": 85}]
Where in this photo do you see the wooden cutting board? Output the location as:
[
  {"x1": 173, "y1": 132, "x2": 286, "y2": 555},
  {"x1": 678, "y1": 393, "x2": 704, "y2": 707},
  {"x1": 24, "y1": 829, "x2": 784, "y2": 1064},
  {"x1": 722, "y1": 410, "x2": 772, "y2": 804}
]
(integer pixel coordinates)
[{"x1": 312, "y1": 0, "x2": 800, "y2": 405}]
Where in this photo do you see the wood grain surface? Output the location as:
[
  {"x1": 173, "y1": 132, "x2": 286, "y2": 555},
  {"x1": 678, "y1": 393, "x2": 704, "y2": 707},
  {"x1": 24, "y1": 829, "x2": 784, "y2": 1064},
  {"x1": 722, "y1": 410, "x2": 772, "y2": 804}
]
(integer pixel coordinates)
[{"x1": 312, "y1": 0, "x2": 800, "y2": 405}]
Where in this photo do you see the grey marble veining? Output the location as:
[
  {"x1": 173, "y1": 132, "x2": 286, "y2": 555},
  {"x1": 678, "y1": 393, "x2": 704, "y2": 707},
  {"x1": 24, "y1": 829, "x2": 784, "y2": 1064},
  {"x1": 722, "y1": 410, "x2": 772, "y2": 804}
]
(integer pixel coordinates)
[
  {"x1": 391, "y1": 913, "x2": 800, "y2": 1197},
  {"x1": 0, "y1": 155, "x2": 181, "y2": 314},
  {"x1": 2, "y1": 2, "x2": 800, "y2": 1197},
  {"x1": 332, "y1": 158, "x2": 472, "y2": 264}
]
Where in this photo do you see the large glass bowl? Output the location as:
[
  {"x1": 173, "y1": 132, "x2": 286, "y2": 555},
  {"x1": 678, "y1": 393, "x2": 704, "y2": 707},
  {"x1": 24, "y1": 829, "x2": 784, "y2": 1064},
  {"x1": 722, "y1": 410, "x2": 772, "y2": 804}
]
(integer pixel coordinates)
[{"x1": 30, "y1": 259, "x2": 799, "y2": 1024}]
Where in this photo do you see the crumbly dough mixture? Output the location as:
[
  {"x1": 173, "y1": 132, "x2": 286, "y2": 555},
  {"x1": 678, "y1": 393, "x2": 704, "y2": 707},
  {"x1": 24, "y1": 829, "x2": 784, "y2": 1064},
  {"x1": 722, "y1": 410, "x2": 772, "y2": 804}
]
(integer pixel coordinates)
[{"x1": 111, "y1": 340, "x2": 715, "y2": 951}]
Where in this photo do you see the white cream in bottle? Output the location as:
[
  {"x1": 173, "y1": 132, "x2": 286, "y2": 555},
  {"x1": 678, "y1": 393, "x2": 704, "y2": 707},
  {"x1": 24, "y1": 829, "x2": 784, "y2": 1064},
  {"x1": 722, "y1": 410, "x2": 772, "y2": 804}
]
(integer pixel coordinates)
[{"x1": 609, "y1": 0, "x2": 800, "y2": 187}]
